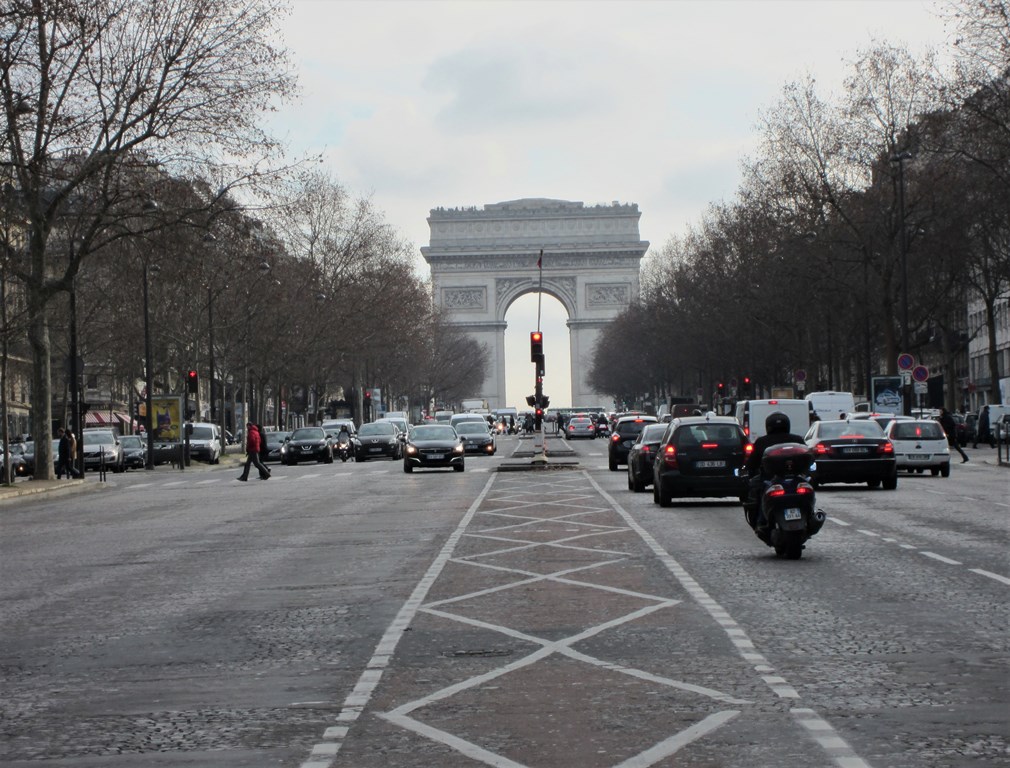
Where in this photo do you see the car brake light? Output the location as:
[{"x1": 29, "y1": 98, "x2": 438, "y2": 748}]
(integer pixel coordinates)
[
  {"x1": 743, "y1": 426, "x2": 750, "y2": 436},
  {"x1": 611, "y1": 434, "x2": 620, "y2": 442},
  {"x1": 701, "y1": 442, "x2": 719, "y2": 450},
  {"x1": 814, "y1": 443, "x2": 830, "y2": 455},
  {"x1": 744, "y1": 443, "x2": 754, "y2": 456},
  {"x1": 768, "y1": 400, "x2": 778, "y2": 405},
  {"x1": 878, "y1": 441, "x2": 894, "y2": 455},
  {"x1": 642, "y1": 445, "x2": 651, "y2": 453},
  {"x1": 663, "y1": 444, "x2": 678, "y2": 468},
  {"x1": 767, "y1": 484, "x2": 786, "y2": 497}
]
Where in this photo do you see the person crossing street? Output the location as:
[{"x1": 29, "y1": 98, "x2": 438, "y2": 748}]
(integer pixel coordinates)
[{"x1": 238, "y1": 423, "x2": 271, "y2": 481}]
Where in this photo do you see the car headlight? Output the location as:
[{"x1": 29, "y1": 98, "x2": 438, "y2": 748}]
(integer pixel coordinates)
[
  {"x1": 453, "y1": 444, "x2": 465, "y2": 454},
  {"x1": 406, "y1": 445, "x2": 418, "y2": 455}
]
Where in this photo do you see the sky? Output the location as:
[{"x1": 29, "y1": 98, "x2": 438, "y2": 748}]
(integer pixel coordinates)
[{"x1": 269, "y1": 0, "x2": 953, "y2": 409}]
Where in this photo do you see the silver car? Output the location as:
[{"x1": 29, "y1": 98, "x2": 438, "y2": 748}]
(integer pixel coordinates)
[{"x1": 565, "y1": 417, "x2": 597, "y2": 439}]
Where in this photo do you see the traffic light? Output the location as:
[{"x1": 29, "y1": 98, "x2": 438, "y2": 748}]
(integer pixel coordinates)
[
  {"x1": 741, "y1": 376, "x2": 752, "y2": 396},
  {"x1": 539, "y1": 394, "x2": 550, "y2": 410},
  {"x1": 716, "y1": 381, "x2": 725, "y2": 397},
  {"x1": 530, "y1": 331, "x2": 543, "y2": 362},
  {"x1": 363, "y1": 389, "x2": 372, "y2": 406},
  {"x1": 187, "y1": 369, "x2": 199, "y2": 393},
  {"x1": 526, "y1": 394, "x2": 537, "y2": 407}
]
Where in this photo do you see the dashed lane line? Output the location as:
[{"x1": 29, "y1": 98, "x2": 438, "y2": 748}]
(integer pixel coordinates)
[{"x1": 829, "y1": 517, "x2": 1004, "y2": 584}]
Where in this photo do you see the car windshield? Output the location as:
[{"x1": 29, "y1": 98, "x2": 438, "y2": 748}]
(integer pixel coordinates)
[
  {"x1": 291, "y1": 427, "x2": 325, "y2": 440},
  {"x1": 819, "y1": 421, "x2": 885, "y2": 438},
  {"x1": 190, "y1": 426, "x2": 215, "y2": 440},
  {"x1": 411, "y1": 426, "x2": 457, "y2": 441},
  {"x1": 456, "y1": 423, "x2": 488, "y2": 435},
  {"x1": 84, "y1": 432, "x2": 116, "y2": 445},
  {"x1": 264, "y1": 431, "x2": 289, "y2": 444},
  {"x1": 120, "y1": 436, "x2": 143, "y2": 449},
  {"x1": 891, "y1": 421, "x2": 945, "y2": 440},
  {"x1": 359, "y1": 422, "x2": 396, "y2": 436}
]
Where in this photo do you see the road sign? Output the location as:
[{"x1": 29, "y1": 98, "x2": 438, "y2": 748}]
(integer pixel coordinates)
[
  {"x1": 898, "y1": 353, "x2": 915, "y2": 371},
  {"x1": 794, "y1": 369, "x2": 806, "y2": 382},
  {"x1": 912, "y1": 365, "x2": 929, "y2": 383},
  {"x1": 901, "y1": 371, "x2": 913, "y2": 385},
  {"x1": 914, "y1": 381, "x2": 928, "y2": 394}
]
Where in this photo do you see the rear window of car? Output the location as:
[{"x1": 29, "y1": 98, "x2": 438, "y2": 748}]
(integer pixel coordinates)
[
  {"x1": 819, "y1": 421, "x2": 885, "y2": 438},
  {"x1": 359, "y1": 423, "x2": 396, "y2": 436},
  {"x1": 674, "y1": 424, "x2": 741, "y2": 448},
  {"x1": 617, "y1": 419, "x2": 653, "y2": 437},
  {"x1": 639, "y1": 424, "x2": 668, "y2": 442},
  {"x1": 891, "y1": 422, "x2": 944, "y2": 440}
]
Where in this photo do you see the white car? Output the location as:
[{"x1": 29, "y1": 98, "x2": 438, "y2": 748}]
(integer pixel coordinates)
[{"x1": 885, "y1": 419, "x2": 950, "y2": 477}]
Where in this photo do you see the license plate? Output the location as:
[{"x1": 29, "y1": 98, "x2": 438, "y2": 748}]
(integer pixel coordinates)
[
  {"x1": 369, "y1": 447, "x2": 383, "y2": 452},
  {"x1": 427, "y1": 453, "x2": 444, "y2": 460},
  {"x1": 784, "y1": 508, "x2": 803, "y2": 521},
  {"x1": 843, "y1": 447, "x2": 869, "y2": 455},
  {"x1": 696, "y1": 460, "x2": 725, "y2": 468},
  {"x1": 908, "y1": 454, "x2": 929, "y2": 461}
]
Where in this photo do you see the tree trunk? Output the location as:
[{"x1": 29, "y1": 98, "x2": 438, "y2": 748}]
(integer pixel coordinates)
[{"x1": 27, "y1": 286, "x2": 54, "y2": 480}]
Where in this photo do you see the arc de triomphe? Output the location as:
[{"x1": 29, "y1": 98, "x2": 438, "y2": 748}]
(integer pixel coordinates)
[{"x1": 421, "y1": 198, "x2": 649, "y2": 409}]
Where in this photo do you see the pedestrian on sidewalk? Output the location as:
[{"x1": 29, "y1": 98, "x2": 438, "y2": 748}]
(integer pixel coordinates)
[
  {"x1": 55, "y1": 427, "x2": 80, "y2": 479},
  {"x1": 939, "y1": 408, "x2": 969, "y2": 464},
  {"x1": 974, "y1": 405, "x2": 992, "y2": 449},
  {"x1": 238, "y1": 422, "x2": 271, "y2": 481}
]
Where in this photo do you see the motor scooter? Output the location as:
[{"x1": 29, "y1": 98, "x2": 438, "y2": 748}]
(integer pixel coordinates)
[
  {"x1": 336, "y1": 436, "x2": 352, "y2": 462},
  {"x1": 741, "y1": 443, "x2": 825, "y2": 559}
]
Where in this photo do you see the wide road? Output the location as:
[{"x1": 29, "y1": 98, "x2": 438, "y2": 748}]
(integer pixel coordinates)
[{"x1": 1, "y1": 435, "x2": 1006, "y2": 768}]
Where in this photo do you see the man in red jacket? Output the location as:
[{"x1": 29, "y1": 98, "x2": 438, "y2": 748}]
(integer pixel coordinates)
[{"x1": 238, "y1": 423, "x2": 271, "y2": 481}]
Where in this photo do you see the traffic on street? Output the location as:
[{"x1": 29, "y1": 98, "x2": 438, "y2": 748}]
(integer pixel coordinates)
[{"x1": 1, "y1": 430, "x2": 1006, "y2": 768}]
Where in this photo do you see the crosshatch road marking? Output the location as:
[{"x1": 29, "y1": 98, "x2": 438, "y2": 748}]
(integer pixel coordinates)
[{"x1": 300, "y1": 471, "x2": 871, "y2": 768}]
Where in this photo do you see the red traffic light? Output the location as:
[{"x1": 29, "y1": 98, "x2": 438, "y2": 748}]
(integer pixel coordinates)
[
  {"x1": 530, "y1": 331, "x2": 544, "y2": 362},
  {"x1": 187, "y1": 369, "x2": 198, "y2": 393}
]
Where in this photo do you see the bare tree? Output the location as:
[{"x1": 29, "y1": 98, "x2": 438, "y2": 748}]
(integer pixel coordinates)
[{"x1": 1, "y1": 0, "x2": 295, "y2": 476}]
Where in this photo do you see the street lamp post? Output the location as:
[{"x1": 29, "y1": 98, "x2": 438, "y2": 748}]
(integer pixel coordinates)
[
  {"x1": 892, "y1": 150, "x2": 912, "y2": 415},
  {"x1": 142, "y1": 261, "x2": 159, "y2": 468}
]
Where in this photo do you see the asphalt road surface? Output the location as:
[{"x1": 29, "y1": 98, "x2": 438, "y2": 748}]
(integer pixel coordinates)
[{"x1": 1, "y1": 435, "x2": 1007, "y2": 768}]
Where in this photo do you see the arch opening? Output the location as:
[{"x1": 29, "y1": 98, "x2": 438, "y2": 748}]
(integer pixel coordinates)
[{"x1": 504, "y1": 293, "x2": 571, "y2": 409}]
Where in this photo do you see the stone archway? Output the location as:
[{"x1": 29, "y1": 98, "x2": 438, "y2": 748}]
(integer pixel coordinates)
[{"x1": 422, "y1": 198, "x2": 649, "y2": 409}]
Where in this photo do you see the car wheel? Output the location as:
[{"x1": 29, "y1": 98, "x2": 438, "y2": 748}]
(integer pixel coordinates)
[
  {"x1": 930, "y1": 467, "x2": 940, "y2": 476},
  {"x1": 940, "y1": 463, "x2": 950, "y2": 478},
  {"x1": 609, "y1": 456, "x2": 618, "y2": 471},
  {"x1": 658, "y1": 484, "x2": 672, "y2": 507},
  {"x1": 403, "y1": 462, "x2": 413, "y2": 473},
  {"x1": 882, "y1": 475, "x2": 898, "y2": 490},
  {"x1": 867, "y1": 479, "x2": 881, "y2": 489},
  {"x1": 454, "y1": 463, "x2": 465, "y2": 472}
]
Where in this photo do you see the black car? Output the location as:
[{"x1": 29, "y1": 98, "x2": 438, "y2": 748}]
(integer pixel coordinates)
[
  {"x1": 1, "y1": 448, "x2": 27, "y2": 481},
  {"x1": 609, "y1": 415, "x2": 658, "y2": 470},
  {"x1": 651, "y1": 416, "x2": 749, "y2": 506},
  {"x1": 15, "y1": 439, "x2": 60, "y2": 478},
  {"x1": 626, "y1": 422, "x2": 667, "y2": 492},
  {"x1": 354, "y1": 421, "x2": 401, "y2": 462},
  {"x1": 260, "y1": 430, "x2": 291, "y2": 463},
  {"x1": 804, "y1": 419, "x2": 897, "y2": 489},
  {"x1": 118, "y1": 435, "x2": 148, "y2": 469},
  {"x1": 280, "y1": 427, "x2": 334, "y2": 465},
  {"x1": 454, "y1": 421, "x2": 496, "y2": 455},
  {"x1": 403, "y1": 424, "x2": 465, "y2": 472}
]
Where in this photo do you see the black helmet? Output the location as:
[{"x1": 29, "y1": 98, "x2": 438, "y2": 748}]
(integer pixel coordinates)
[{"x1": 766, "y1": 411, "x2": 790, "y2": 434}]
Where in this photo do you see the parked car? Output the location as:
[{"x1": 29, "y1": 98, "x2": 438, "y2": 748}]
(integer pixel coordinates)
[
  {"x1": 15, "y1": 439, "x2": 60, "y2": 477},
  {"x1": 280, "y1": 426, "x2": 334, "y2": 465},
  {"x1": 81, "y1": 429, "x2": 125, "y2": 473},
  {"x1": 651, "y1": 416, "x2": 749, "y2": 506},
  {"x1": 626, "y1": 422, "x2": 668, "y2": 492},
  {"x1": 455, "y1": 421, "x2": 496, "y2": 455},
  {"x1": 185, "y1": 422, "x2": 222, "y2": 464},
  {"x1": 884, "y1": 419, "x2": 950, "y2": 477},
  {"x1": 260, "y1": 430, "x2": 291, "y2": 463},
  {"x1": 118, "y1": 435, "x2": 148, "y2": 469},
  {"x1": 565, "y1": 416, "x2": 597, "y2": 439},
  {"x1": 609, "y1": 415, "x2": 658, "y2": 470},
  {"x1": 804, "y1": 419, "x2": 897, "y2": 489},
  {"x1": 354, "y1": 421, "x2": 402, "y2": 461},
  {"x1": 1, "y1": 448, "x2": 27, "y2": 481},
  {"x1": 403, "y1": 424, "x2": 465, "y2": 472}
]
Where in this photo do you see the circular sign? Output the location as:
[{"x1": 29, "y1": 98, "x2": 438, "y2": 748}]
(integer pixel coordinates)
[
  {"x1": 794, "y1": 369, "x2": 807, "y2": 382},
  {"x1": 898, "y1": 353, "x2": 915, "y2": 371},
  {"x1": 912, "y1": 365, "x2": 929, "y2": 383}
]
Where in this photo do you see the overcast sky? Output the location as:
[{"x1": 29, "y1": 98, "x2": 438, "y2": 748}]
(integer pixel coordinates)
[{"x1": 270, "y1": 0, "x2": 953, "y2": 409}]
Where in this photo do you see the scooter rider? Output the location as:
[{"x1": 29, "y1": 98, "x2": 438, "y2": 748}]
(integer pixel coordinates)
[{"x1": 744, "y1": 412, "x2": 807, "y2": 527}]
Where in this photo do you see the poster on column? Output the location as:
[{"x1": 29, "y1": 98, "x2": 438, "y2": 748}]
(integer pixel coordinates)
[{"x1": 871, "y1": 376, "x2": 903, "y2": 415}]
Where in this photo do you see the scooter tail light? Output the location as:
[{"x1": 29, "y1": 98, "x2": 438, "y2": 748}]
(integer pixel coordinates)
[
  {"x1": 797, "y1": 483, "x2": 814, "y2": 494},
  {"x1": 766, "y1": 484, "x2": 786, "y2": 497}
]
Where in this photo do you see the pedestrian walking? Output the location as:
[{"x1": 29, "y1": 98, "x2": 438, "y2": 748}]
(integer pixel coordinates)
[
  {"x1": 974, "y1": 405, "x2": 991, "y2": 449},
  {"x1": 939, "y1": 408, "x2": 968, "y2": 463},
  {"x1": 55, "y1": 427, "x2": 80, "y2": 479},
  {"x1": 238, "y1": 422, "x2": 271, "y2": 481}
]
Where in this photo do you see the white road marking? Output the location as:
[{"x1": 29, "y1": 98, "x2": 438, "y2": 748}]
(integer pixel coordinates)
[
  {"x1": 857, "y1": 529, "x2": 880, "y2": 537},
  {"x1": 299, "y1": 474, "x2": 497, "y2": 768},
  {"x1": 970, "y1": 568, "x2": 1010, "y2": 586},
  {"x1": 920, "y1": 551, "x2": 962, "y2": 565}
]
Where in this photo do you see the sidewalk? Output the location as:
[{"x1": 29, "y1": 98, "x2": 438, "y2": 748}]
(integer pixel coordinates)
[{"x1": 0, "y1": 452, "x2": 245, "y2": 505}]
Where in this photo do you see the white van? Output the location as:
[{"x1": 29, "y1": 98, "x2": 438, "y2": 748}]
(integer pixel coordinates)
[
  {"x1": 735, "y1": 399, "x2": 812, "y2": 440},
  {"x1": 805, "y1": 391, "x2": 856, "y2": 422}
]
